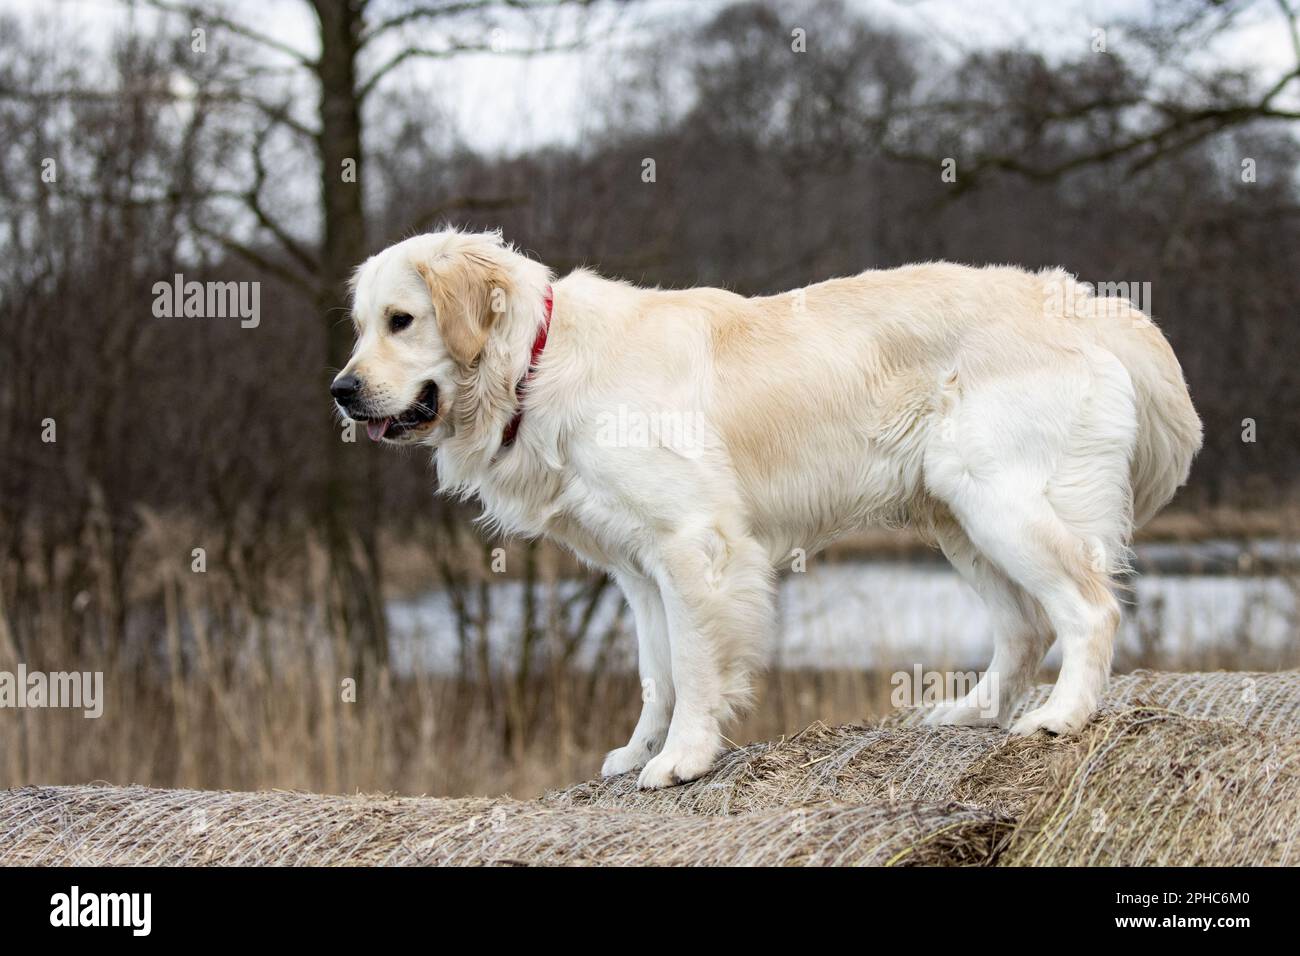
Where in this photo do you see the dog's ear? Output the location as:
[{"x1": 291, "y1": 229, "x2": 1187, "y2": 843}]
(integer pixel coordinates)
[{"x1": 416, "y1": 246, "x2": 512, "y2": 367}]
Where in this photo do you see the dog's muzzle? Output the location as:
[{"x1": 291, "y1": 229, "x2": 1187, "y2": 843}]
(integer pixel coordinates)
[{"x1": 346, "y1": 381, "x2": 439, "y2": 442}]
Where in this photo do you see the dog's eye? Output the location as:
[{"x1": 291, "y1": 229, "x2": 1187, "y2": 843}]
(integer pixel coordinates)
[{"x1": 389, "y1": 312, "x2": 414, "y2": 333}]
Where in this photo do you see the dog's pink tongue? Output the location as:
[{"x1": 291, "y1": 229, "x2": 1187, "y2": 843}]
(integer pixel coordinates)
[{"x1": 366, "y1": 418, "x2": 391, "y2": 442}]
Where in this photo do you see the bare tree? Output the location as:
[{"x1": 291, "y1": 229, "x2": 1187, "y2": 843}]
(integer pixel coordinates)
[
  {"x1": 123, "y1": 0, "x2": 599, "y2": 658},
  {"x1": 880, "y1": 0, "x2": 1300, "y2": 195}
]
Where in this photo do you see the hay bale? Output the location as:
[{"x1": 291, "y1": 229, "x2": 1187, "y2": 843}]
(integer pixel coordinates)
[
  {"x1": 979, "y1": 709, "x2": 1300, "y2": 866},
  {"x1": 547, "y1": 669, "x2": 1300, "y2": 819},
  {"x1": 547, "y1": 721, "x2": 1011, "y2": 814},
  {"x1": 883, "y1": 668, "x2": 1300, "y2": 733},
  {"x1": 0, "y1": 786, "x2": 493, "y2": 866},
  {"x1": 4, "y1": 670, "x2": 1295, "y2": 866},
  {"x1": 0, "y1": 784, "x2": 1008, "y2": 866}
]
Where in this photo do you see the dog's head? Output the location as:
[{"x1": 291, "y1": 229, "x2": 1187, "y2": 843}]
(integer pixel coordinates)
[{"x1": 332, "y1": 230, "x2": 531, "y2": 446}]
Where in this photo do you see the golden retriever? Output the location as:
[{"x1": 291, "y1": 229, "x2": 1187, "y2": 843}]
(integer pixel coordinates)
[{"x1": 333, "y1": 229, "x2": 1202, "y2": 789}]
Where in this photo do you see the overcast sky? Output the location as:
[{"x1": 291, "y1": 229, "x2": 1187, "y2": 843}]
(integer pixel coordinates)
[{"x1": 19, "y1": 0, "x2": 1300, "y2": 154}]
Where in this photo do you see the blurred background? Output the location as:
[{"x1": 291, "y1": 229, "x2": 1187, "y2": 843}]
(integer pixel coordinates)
[{"x1": 2, "y1": 0, "x2": 1299, "y2": 797}]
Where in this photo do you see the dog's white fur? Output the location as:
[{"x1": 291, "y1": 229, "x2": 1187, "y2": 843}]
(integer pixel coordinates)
[{"x1": 339, "y1": 230, "x2": 1202, "y2": 789}]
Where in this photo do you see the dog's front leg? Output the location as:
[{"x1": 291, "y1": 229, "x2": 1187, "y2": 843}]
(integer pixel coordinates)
[
  {"x1": 601, "y1": 573, "x2": 674, "y2": 777},
  {"x1": 637, "y1": 525, "x2": 773, "y2": 790}
]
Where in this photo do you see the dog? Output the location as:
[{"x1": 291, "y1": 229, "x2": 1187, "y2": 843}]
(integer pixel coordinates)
[{"x1": 333, "y1": 229, "x2": 1202, "y2": 789}]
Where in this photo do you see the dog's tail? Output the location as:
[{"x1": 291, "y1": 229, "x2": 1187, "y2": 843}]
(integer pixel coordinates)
[{"x1": 1066, "y1": 278, "x2": 1203, "y2": 528}]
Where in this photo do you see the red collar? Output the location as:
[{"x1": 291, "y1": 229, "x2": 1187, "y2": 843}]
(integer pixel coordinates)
[{"x1": 500, "y1": 285, "x2": 553, "y2": 449}]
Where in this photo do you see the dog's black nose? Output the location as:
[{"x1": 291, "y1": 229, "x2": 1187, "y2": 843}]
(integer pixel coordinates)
[{"x1": 331, "y1": 373, "x2": 362, "y2": 403}]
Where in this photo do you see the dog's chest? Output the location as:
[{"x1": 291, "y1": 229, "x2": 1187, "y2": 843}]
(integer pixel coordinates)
[
  {"x1": 472, "y1": 464, "x2": 642, "y2": 574},
  {"x1": 542, "y1": 511, "x2": 645, "y2": 576}
]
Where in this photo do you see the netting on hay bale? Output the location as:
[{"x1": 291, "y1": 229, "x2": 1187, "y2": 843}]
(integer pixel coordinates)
[
  {"x1": 882, "y1": 668, "x2": 1300, "y2": 733},
  {"x1": 973, "y1": 709, "x2": 1300, "y2": 866},
  {"x1": 548, "y1": 670, "x2": 1300, "y2": 820},
  {"x1": 546, "y1": 722, "x2": 1012, "y2": 815},
  {"x1": 0, "y1": 785, "x2": 1009, "y2": 867}
]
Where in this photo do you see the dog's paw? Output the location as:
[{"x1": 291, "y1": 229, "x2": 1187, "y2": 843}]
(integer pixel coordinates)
[
  {"x1": 636, "y1": 744, "x2": 717, "y2": 790},
  {"x1": 1010, "y1": 703, "x2": 1089, "y2": 737},
  {"x1": 924, "y1": 701, "x2": 1001, "y2": 728},
  {"x1": 601, "y1": 743, "x2": 652, "y2": 778}
]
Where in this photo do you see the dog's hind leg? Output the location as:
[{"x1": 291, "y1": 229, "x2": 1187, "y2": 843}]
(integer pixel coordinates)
[
  {"x1": 636, "y1": 521, "x2": 774, "y2": 790},
  {"x1": 925, "y1": 518, "x2": 1052, "y2": 727},
  {"x1": 925, "y1": 345, "x2": 1135, "y2": 735},
  {"x1": 951, "y1": 488, "x2": 1123, "y2": 736},
  {"x1": 601, "y1": 572, "x2": 674, "y2": 777}
]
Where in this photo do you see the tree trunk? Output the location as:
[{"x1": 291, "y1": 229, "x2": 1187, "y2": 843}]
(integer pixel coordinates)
[{"x1": 311, "y1": 0, "x2": 387, "y2": 666}]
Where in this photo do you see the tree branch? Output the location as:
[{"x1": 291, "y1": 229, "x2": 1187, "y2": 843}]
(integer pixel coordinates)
[
  {"x1": 138, "y1": 0, "x2": 318, "y2": 68},
  {"x1": 882, "y1": 85, "x2": 1300, "y2": 197},
  {"x1": 357, "y1": 0, "x2": 592, "y2": 49},
  {"x1": 189, "y1": 221, "x2": 317, "y2": 298},
  {"x1": 357, "y1": 35, "x2": 585, "y2": 101},
  {"x1": 242, "y1": 122, "x2": 321, "y2": 276},
  {"x1": 0, "y1": 84, "x2": 320, "y2": 139},
  {"x1": 359, "y1": 1, "x2": 498, "y2": 48}
]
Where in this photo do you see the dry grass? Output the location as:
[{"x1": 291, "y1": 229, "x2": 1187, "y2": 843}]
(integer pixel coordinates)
[
  {"x1": 550, "y1": 668, "x2": 1300, "y2": 819},
  {"x1": 571, "y1": 700, "x2": 1300, "y2": 866},
  {"x1": 547, "y1": 722, "x2": 1008, "y2": 815},
  {"x1": 984, "y1": 710, "x2": 1300, "y2": 865},
  {"x1": 0, "y1": 667, "x2": 898, "y2": 798},
  {"x1": 4, "y1": 510, "x2": 1299, "y2": 803},
  {"x1": 0, "y1": 785, "x2": 1008, "y2": 866},
  {"x1": 3, "y1": 672, "x2": 1296, "y2": 866},
  {"x1": 0, "y1": 518, "x2": 903, "y2": 798},
  {"x1": 883, "y1": 667, "x2": 1300, "y2": 733}
]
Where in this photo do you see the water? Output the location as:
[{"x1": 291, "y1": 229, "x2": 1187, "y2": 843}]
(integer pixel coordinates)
[{"x1": 388, "y1": 541, "x2": 1299, "y2": 675}]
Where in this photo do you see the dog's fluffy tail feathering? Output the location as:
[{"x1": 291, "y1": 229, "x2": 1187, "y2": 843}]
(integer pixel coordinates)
[{"x1": 1063, "y1": 274, "x2": 1204, "y2": 529}]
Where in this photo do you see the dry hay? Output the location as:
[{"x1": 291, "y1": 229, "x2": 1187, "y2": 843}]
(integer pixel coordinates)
[
  {"x1": 3, "y1": 670, "x2": 1296, "y2": 866},
  {"x1": 883, "y1": 668, "x2": 1300, "y2": 734},
  {"x1": 979, "y1": 709, "x2": 1300, "y2": 866},
  {"x1": 544, "y1": 672, "x2": 1300, "y2": 866},
  {"x1": 0, "y1": 785, "x2": 1007, "y2": 867},
  {"x1": 551, "y1": 669, "x2": 1300, "y2": 819},
  {"x1": 547, "y1": 708, "x2": 1300, "y2": 865},
  {"x1": 546, "y1": 721, "x2": 1014, "y2": 815}
]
